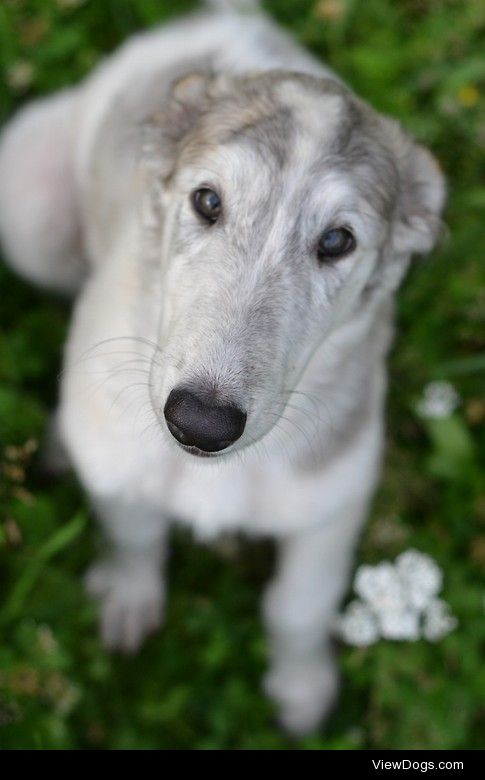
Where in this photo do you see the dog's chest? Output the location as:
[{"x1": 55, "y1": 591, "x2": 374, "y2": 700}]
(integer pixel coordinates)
[
  {"x1": 135, "y1": 421, "x2": 381, "y2": 539},
  {"x1": 166, "y1": 464, "x2": 254, "y2": 538},
  {"x1": 136, "y1": 445, "x2": 302, "y2": 538}
]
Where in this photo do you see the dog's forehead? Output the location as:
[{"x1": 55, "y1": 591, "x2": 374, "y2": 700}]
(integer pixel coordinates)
[
  {"x1": 178, "y1": 74, "x2": 396, "y2": 227},
  {"x1": 208, "y1": 77, "x2": 396, "y2": 224},
  {"x1": 209, "y1": 76, "x2": 363, "y2": 172},
  {"x1": 274, "y1": 78, "x2": 351, "y2": 147}
]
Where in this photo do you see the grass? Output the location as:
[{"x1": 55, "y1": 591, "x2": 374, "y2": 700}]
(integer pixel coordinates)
[{"x1": 0, "y1": 0, "x2": 484, "y2": 750}]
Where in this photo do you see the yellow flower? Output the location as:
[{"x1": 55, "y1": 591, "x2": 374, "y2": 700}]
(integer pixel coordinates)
[
  {"x1": 6, "y1": 60, "x2": 35, "y2": 92},
  {"x1": 314, "y1": 0, "x2": 346, "y2": 22},
  {"x1": 457, "y1": 84, "x2": 480, "y2": 107}
]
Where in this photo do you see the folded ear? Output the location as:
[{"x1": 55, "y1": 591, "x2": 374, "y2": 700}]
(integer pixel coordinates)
[
  {"x1": 140, "y1": 71, "x2": 215, "y2": 180},
  {"x1": 388, "y1": 123, "x2": 446, "y2": 254}
]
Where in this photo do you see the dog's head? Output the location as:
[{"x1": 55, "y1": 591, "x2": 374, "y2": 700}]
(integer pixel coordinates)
[{"x1": 142, "y1": 71, "x2": 445, "y2": 457}]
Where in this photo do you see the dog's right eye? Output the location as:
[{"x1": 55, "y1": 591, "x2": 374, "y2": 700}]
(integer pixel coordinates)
[{"x1": 191, "y1": 188, "x2": 222, "y2": 224}]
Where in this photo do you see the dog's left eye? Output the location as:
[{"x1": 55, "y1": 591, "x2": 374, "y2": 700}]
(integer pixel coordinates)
[
  {"x1": 317, "y1": 227, "x2": 355, "y2": 261},
  {"x1": 191, "y1": 188, "x2": 222, "y2": 223}
]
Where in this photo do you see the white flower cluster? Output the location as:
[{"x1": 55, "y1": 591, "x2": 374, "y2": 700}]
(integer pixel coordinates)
[
  {"x1": 337, "y1": 550, "x2": 457, "y2": 647},
  {"x1": 416, "y1": 380, "x2": 460, "y2": 420}
]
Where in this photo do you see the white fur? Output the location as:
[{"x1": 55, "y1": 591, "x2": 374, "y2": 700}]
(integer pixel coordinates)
[{"x1": 0, "y1": 1, "x2": 444, "y2": 735}]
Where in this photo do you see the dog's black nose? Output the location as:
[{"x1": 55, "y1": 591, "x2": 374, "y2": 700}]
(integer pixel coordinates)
[{"x1": 163, "y1": 387, "x2": 246, "y2": 453}]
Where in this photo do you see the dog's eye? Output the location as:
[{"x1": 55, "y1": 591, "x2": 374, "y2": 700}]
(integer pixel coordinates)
[
  {"x1": 317, "y1": 227, "x2": 355, "y2": 261},
  {"x1": 191, "y1": 188, "x2": 222, "y2": 223}
]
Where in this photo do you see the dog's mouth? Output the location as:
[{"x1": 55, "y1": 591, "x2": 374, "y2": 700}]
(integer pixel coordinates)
[{"x1": 174, "y1": 441, "x2": 222, "y2": 458}]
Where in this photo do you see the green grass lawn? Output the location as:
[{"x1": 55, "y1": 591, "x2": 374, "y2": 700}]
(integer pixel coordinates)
[{"x1": 0, "y1": 0, "x2": 484, "y2": 750}]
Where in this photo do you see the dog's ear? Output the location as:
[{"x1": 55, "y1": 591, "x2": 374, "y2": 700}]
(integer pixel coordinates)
[
  {"x1": 386, "y1": 120, "x2": 446, "y2": 255},
  {"x1": 171, "y1": 71, "x2": 211, "y2": 106},
  {"x1": 141, "y1": 71, "x2": 220, "y2": 180}
]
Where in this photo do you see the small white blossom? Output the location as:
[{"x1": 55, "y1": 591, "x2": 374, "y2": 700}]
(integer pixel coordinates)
[
  {"x1": 337, "y1": 549, "x2": 457, "y2": 646},
  {"x1": 396, "y1": 549, "x2": 443, "y2": 611},
  {"x1": 378, "y1": 607, "x2": 420, "y2": 641},
  {"x1": 337, "y1": 601, "x2": 380, "y2": 647},
  {"x1": 416, "y1": 380, "x2": 460, "y2": 419},
  {"x1": 354, "y1": 562, "x2": 403, "y2": 611},
  {"x1": 423, "y1": 599, "x2": 458, "y2": 641}
]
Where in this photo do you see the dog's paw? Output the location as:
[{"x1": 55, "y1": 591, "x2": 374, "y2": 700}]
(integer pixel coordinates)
[
  {"x1": 263, "y1": 657, "x2": 338, "y2": 737},
  {"x1": 85, "y1": 558, "x2": 165, "y2": 653}
]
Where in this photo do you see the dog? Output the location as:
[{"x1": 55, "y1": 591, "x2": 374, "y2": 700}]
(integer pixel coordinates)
[{"x1": 0, "y1": 0, "x2": 445, "y2": 735}]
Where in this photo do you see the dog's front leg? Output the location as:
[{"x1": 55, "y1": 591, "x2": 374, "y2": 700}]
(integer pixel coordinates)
[
  {"x1": 85, "y1": 493, "x2": 169, "y2": 653},
  {"x1": 262, "y1": 503, "x2": 366, "y2": 736}
]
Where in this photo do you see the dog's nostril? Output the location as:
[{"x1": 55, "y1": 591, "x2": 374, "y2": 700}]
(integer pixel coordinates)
[
  {"x1": 165, "y1": 419, "x2": 188, "y2": 445},
  {"x1": 163, "y1": 387, "x2": 246, "y2": 453}
]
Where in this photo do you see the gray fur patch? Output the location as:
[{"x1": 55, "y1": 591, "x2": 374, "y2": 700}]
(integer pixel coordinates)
[{"x1": 224, "y1": 107, "x2": 294, "y2": 169}]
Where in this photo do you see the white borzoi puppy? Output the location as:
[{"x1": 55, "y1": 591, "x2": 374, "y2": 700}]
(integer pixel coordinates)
[{"x1": 0, "y1": 0, "x2": 445, "y2": 734}]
